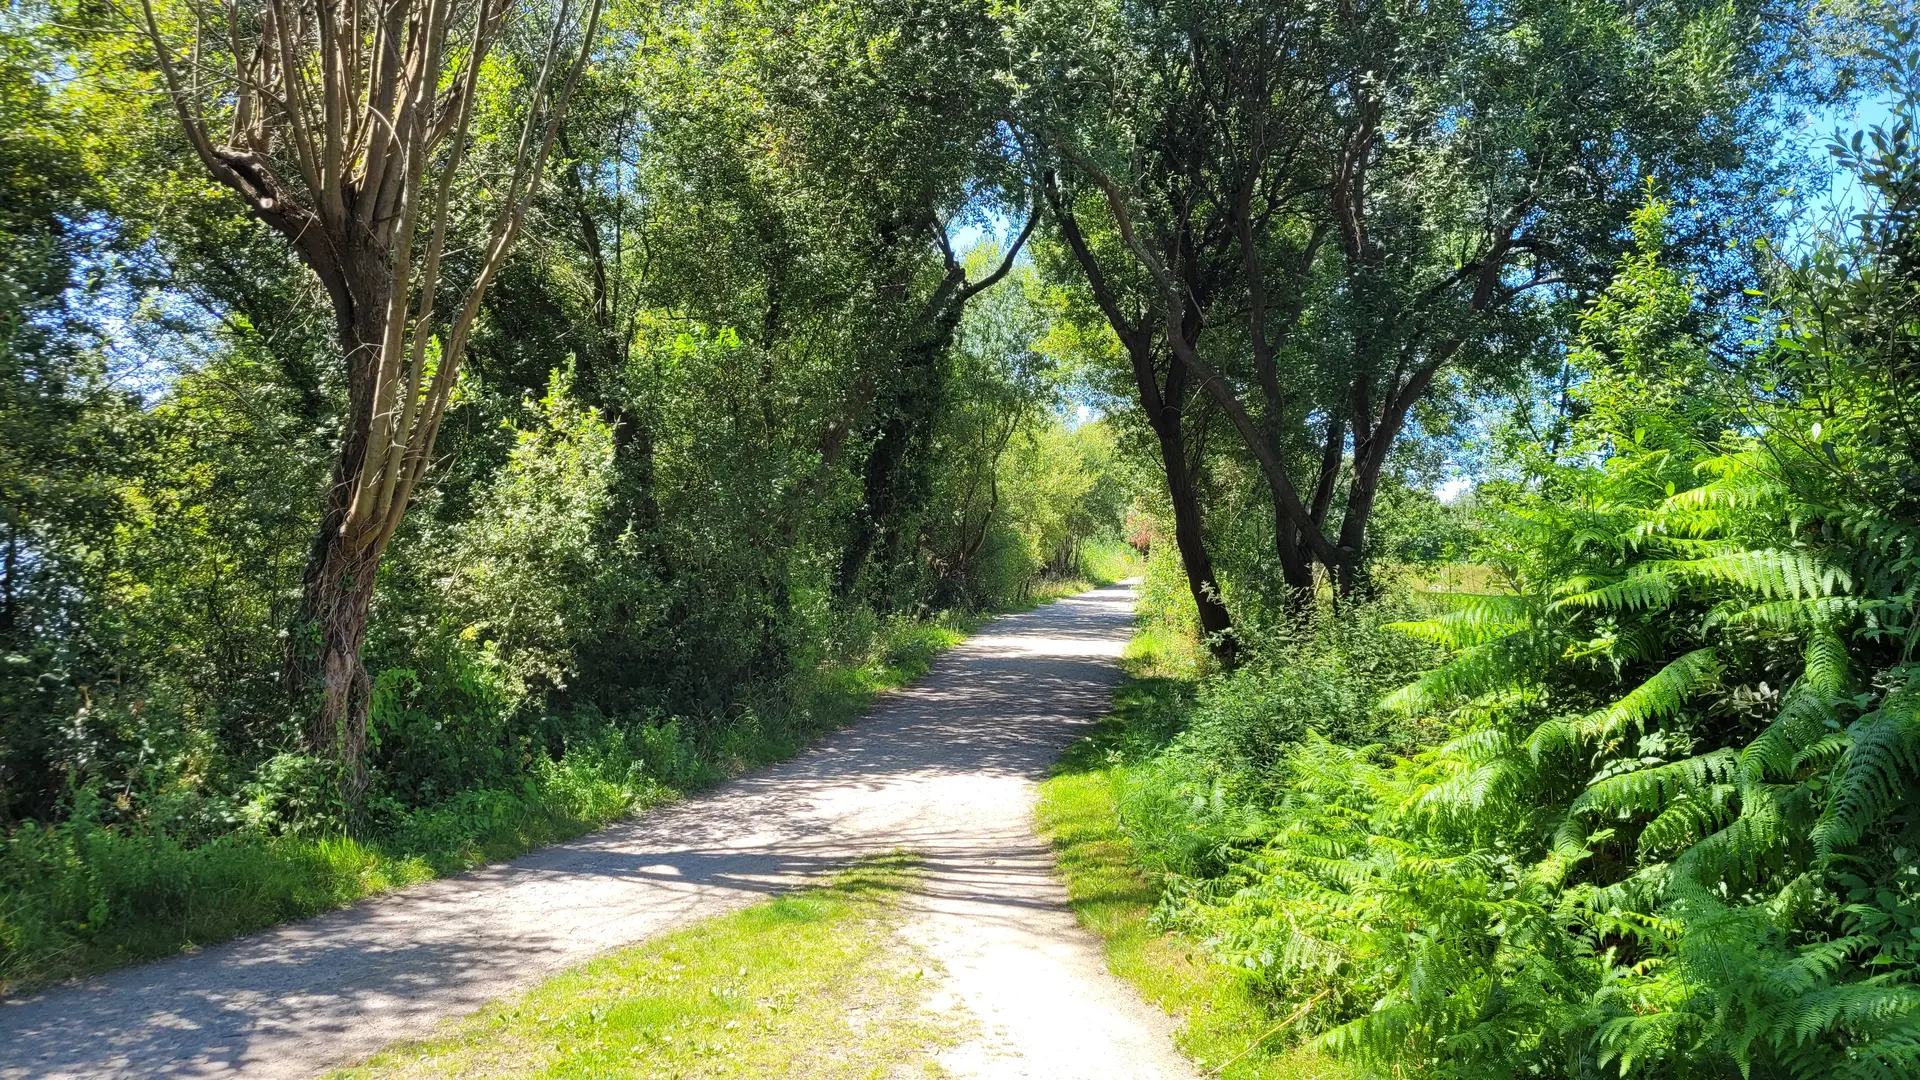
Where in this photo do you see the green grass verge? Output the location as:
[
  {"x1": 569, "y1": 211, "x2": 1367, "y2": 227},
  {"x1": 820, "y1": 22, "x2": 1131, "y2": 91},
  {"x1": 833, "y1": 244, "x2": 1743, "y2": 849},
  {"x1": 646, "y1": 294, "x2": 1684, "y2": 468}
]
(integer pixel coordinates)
[
  {"x1": 332, "y1": 852, "x2": 962, "y2": 1080},
  {"x1": 1034, "y1": 633, "x2": 1355, "y2": 1080},
  {"x1": 0, "y1": 613, "x2": 982, "y2": 995},
  {"x1": 1078, "y1": 537, "x2": 1145, "y2": 585}
]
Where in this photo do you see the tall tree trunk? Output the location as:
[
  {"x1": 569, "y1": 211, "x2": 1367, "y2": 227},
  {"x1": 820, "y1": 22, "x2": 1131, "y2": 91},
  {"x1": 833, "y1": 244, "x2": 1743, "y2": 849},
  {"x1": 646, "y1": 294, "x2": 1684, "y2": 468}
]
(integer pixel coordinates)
[
  {"x1": 293, "y1": 310, "x2": 386, "y2": 801},
  {"x1": 1140, "y1": 341, "x2": 1234, "y2": 665},
  {"x1": 835, "y1": 210, "x2": 1038, "y2": 606},
  {"x1": 1148, "y1": 402, "x2": 1236, "y2": 667},
  {"x1": 1328, "y1": 348, "x2": 1443, "y2": 597},
  {"x1": 304, "y1": 535, "x2": 381, "y2": 798},
  {"x1": 1333, "y1": 456, "x2": 1381, "y2": 596},
  {"x1": 1044, "y1": 176, "x2": 1235, "y2": 664},
  {"x1": 1268, "y1": 493, "x2": 1317, "y2": 597},
  {"x1": 837, "y1": 407, "x2": 919, "y2": 604},
  {"x1": 835, "y1": 283, "x2": 961, "y2": 605}
]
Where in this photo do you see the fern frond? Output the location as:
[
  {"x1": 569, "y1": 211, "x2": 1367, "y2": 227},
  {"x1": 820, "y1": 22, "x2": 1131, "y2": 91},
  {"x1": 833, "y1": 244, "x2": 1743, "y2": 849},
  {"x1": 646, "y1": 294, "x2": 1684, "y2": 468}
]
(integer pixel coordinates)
[
  {"x1": 1389, "y1": 593, "x2": 1530, "y2": 649},
  {"x1": 1664, "y1": 457, "x2": 1784, "y2": 512},
  {"x1": 1588, "y1": 866, "x2": 1670, "y2": 918},
  {"x1": 1639, "y1": 536, "x2": 1741, "y2": 556},
  {"x1": 1717, "y1": 595, "x2": 1857, "y2": 631},
  {"x1": 1660, "y1": 549, "x2": 1852, "y2": 600},
  {"x1": 1573, "y1": 748, "x2": 1737, "y2": 817},
  {"x1": 1526, "y1": 715, "x2": 1584, "y2": 762},
  {"x1": 1383, "y1": 629, "x2": 1558, "y2": 715},
  {"x1": 1777, "y1": 981, "x2": 1920, "y2": 1046},
  {"x1": 1637, "y1": 787, "x2": 1736, "y2": 857},
  {"x1": 1793, "y1": 731, "x2": 1852, "y2": 772},
  {"x1": 1552, "y1": 570, "x2": 1679, "y2": 613},
  {"x1": 1830, "y1": 506, "x2": 1920, "y2": 558},
  {"x1": 1437, "y1": 725, "x2": 1517, "y2": 762},
  {"x1": 1803, "y1": 624, "x2": 1852, "y2": 696},
  {"x1": 1671, "y1": 801, "x2": 1779, "y2": 887},
  {"x1": 1586, "y1": 648, "x2": 1721, "y2": 741},
  {"x1": 1769, "y1": 935, "x2": 1876, "y2": 997},
  {"x1": 1596, "y1": 1005, "x2": 1696, "y2": 1075},
  {"x1": 1813, "y1": 692, "x2": 1920, "y2": 856},
  {"x1": 1738, "y1": 687, "x2": 1839, "y2": 784},
  {"x1": 1412, "y1": 758, "x2": 1530, "y2": 822}
]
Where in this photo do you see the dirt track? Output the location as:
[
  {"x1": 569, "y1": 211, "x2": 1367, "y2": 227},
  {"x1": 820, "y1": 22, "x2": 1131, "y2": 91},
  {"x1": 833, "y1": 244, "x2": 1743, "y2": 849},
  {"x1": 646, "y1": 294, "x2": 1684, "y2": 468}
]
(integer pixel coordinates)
[{"x1": 0, "y1": 583, "x2": 1195, "y2": 1079}]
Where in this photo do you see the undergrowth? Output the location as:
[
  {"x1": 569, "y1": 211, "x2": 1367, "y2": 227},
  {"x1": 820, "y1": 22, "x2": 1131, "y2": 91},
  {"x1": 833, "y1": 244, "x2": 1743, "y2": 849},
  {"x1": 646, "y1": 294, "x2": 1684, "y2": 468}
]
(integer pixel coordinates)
[
  {"x1": 0, "y1": 613, "x2": 973, "y2": 994},
  {"x1": 1036, "y1": 630, "x2": 1354, "y2": 1080}
]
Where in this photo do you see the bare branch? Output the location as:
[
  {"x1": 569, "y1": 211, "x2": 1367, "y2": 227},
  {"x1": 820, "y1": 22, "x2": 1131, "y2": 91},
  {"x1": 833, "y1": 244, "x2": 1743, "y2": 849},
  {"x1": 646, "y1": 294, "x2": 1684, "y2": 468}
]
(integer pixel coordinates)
[{"x1": 957, "y1": 203, "x2": 1040, "y2": 302}]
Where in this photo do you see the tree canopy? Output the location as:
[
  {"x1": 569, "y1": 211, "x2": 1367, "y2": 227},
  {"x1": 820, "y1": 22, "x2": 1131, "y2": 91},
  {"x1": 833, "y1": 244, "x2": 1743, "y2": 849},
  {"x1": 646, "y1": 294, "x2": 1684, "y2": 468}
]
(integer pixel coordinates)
[{"x1": 8, "y1": 4, "x2": 1920, "y2": 1076}]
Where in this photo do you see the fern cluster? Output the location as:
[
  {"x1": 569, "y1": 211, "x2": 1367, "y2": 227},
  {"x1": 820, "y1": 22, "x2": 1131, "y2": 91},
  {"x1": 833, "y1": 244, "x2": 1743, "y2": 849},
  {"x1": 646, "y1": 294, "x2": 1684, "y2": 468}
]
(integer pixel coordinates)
[{"x1": 1156, "y1": 137, "x2": 1920, "y2": 1079}]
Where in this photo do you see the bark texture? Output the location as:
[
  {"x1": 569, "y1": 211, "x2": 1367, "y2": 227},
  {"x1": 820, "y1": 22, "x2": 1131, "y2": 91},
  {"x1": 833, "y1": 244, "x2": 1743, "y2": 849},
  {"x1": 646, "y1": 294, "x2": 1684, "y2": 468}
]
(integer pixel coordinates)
[{"x1": 139, "y1": 0, "x2": 601, "y2": 796}]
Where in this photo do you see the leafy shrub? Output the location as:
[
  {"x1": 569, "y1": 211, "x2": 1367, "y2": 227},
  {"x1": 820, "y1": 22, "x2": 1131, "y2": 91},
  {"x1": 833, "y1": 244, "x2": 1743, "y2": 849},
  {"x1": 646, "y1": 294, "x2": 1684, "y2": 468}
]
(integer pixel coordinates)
[
  {"x1": 1077, "y1": 537, "x2": 1142, "y2": 584},
  {"x1": 0, "y1": 733, "x2": 676, "y2": 991},
  {"x1": 1109, "y1": 595, "x2": 1438, "y2": 880},
  {"x1": 1135, "y1": 531, "x2": 1203, "y2": 643},
  {"x1": 1149, "y1": 167, "x2": 1920, "y2": 1079}
]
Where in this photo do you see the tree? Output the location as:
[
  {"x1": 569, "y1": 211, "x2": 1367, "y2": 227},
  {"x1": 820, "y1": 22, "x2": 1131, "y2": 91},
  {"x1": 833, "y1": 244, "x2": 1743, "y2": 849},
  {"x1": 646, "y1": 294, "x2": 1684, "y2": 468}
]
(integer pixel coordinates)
[
  {"x1": 832, "y1": 211, "x2": 1038, "y2": 606},
  {"x1": 1041, "y1": 169, "x2": 1241, "y2": 663},
  {"x1": 923, "y1": 257, "x2": 1056, "y2": 606},
  {"x1": 1019, "y1": 0, "x2": 1822, "y2": 605},
  {"x1": 136, "y1": 0, "x2": 602, "y2": 796}
]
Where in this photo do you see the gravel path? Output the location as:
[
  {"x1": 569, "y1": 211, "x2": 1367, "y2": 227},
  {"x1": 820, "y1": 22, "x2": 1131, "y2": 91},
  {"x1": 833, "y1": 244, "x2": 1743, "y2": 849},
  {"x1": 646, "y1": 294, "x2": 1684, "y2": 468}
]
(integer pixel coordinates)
[{"x1": 0, "y1": 583, "x2": 1196, "y2": 1080}]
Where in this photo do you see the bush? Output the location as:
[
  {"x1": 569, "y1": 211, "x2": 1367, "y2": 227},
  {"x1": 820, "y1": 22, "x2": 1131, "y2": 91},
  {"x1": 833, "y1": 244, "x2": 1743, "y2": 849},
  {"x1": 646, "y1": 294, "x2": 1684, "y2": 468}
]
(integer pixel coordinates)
[
  {"x1": 1134, "y1": 178, "x2": 1920, "y2": 1079},
  {"x1": 1077, "y1": 537, "x2": 1142, "y2": 584},
  {"x1": 1135, "y1": 531, "x2": 1202, "y2": 643},
  {"x1": 0, "y1": 732, "x2": 680, "y2": 991},
  {"x1": 1101, "y1": 593, "x2": 1439, "y2": 885}
]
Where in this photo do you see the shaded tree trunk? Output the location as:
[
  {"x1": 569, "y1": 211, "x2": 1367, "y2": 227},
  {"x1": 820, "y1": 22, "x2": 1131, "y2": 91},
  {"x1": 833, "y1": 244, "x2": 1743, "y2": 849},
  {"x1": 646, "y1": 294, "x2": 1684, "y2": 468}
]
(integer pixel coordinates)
[
  {"x1": 302, "y1": 536, "x2": 381, "y2": 797},
  {"x1": 290, "y1": 280, "x2": 387, "y2": 802},
  {"x1": 835, "y1": 209, "x2": 1038, "y2": 606},
  {"x1": 1046, "y1": 174, "x2": 1236, "y2": 664},
  {"x1": 1148, "y1": 398, "x2": 1235, "y2": 665},
  {"x1": 836, "y1": 327, "x2": 948, "y2": 607}
]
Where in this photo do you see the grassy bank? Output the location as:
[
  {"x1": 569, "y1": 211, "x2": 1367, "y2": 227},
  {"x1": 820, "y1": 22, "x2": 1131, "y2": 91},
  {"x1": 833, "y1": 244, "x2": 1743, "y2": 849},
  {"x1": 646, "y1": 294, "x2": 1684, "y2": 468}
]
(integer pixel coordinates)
[
  {"x1": 332, "y1": 852, "x2": 961, "y2": 1079},
  {"x1": 1034, "y1": 633, "x2": 1353, "y2": 1080},
  {"x1": 0, "y1": 614, "x2": 976, "y2": 996}
]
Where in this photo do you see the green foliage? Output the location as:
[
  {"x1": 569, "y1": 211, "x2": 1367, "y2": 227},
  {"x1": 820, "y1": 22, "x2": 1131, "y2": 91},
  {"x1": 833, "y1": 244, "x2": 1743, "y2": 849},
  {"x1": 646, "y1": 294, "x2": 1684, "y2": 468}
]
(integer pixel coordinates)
[
  {"x1": 1108, "y1": 597, "x2": 1439, "y2": 883},
  {"x1": 1038, "y1": 664, "x2": 1358, "y2": 1080},
  {"x1": 0, "y1": 607, "x2": 969, "y2": 991},
  {"x1": 0, "y1": 744, "x2": 664, "y2": 991},
  {"x1": 1102, "y1": 75, "x2": 1920, "y2": 1076},
  {"x1": 2, "y1": 0, "x2": 1899, "y2": 1074},
  {"x1": 0, "y1": 0, "x2": 1136, "y2": 990}
]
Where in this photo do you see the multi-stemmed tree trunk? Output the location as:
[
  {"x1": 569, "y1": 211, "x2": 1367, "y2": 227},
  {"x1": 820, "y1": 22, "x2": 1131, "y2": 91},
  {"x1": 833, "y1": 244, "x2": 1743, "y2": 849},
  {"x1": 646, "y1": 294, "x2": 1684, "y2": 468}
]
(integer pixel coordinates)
[
  {"x1": 833, "y1": 209, "x2": 1039, "y2": 606},
  {"x1": 1029, "y1": 0, "x2": 1782, "y2": 611},
  {"x1": 139, "y1": 0, "x2": 600, "y2": 797},
  {"x1": 1045, "y1": 174, "x2": 1237, "y2": 665}
]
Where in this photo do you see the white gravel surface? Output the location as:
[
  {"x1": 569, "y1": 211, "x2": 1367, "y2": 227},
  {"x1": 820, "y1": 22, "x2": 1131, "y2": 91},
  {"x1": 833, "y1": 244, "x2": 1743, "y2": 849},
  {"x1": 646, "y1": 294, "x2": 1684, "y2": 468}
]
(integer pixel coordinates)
[{"x1": 0, "y1": 582, "x2": 1195, "y2": 1080}]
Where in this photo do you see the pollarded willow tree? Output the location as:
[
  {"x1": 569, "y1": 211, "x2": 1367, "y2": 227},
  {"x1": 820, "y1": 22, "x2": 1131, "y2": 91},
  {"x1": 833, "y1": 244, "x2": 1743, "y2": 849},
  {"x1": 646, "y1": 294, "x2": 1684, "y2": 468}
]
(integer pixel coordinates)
[{"x1": 137, "y1": 0, "x2": 601, "y2": 794}]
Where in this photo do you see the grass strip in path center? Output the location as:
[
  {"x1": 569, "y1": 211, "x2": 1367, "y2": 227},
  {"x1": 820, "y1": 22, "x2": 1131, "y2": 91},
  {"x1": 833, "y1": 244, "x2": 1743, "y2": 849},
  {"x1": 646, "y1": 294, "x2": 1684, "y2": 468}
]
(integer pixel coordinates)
[{"x1": 333, "y1": 852, "x2": 965, "y2": 1080}]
